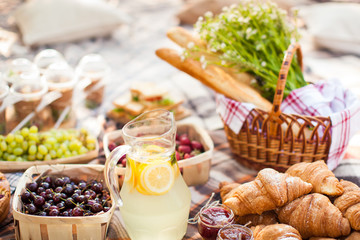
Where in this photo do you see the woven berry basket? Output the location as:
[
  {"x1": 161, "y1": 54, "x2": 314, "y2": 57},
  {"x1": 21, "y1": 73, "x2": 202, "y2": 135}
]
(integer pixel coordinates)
[
  {"x1": 222, "y1": 43, "x2": 332, "y2": 172},
  {"x1": 12, "y1": 164, "x2": 118, "y2": 240}
]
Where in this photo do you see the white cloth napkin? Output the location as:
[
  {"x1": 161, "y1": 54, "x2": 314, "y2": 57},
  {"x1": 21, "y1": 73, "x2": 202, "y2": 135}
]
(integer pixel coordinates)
[{"x1": 217, "y1": 79, "x2": 360, "y2": 170}]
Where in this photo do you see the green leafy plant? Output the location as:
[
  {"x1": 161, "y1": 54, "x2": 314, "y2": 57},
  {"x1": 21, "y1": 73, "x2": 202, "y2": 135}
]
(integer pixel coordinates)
[{"x1": 189, "y1": 0, "x2": 306, "y2": 101}]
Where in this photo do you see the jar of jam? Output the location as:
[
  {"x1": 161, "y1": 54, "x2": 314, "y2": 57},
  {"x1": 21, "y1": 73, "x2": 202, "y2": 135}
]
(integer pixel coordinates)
[
  {"x1": 217, "y1": 224, "x2": 254, "y2": 240},
  {"x1": 197, "y1": 203, "x2": 235, "y2": 240}
]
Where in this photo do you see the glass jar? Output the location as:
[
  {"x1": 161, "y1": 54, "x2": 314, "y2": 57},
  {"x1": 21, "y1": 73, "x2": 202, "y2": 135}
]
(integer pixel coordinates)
[
  {"x1": 76, "y1": 54, "x2": 110, "y2": 109},
  {"x1": 0, "y1": 81, "x2": 9, "y2": 134},
  {"x1": 10, "y1": 77, "x2": 48, "y2": 120},
  {"x1": 43, "y1": 62, "x2": 76, "y2": 120},
  {"x1": 34, "y1": 49, "x2": 66, "y2": 75},
  {"x1": 198, "y1": 203, "x2": 235, "y2": 240},
  {"x1": 217, "y1": 224, "x2": 254, "y2": 240},
  {"x1": 3, "y1": 58, "x2": 39, "y2": 86}
]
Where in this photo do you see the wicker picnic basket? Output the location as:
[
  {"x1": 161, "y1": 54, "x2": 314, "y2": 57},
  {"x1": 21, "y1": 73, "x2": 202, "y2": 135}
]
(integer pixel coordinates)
[{"x1": 222, "y1": 43, "x2": 332, "y2": 172}]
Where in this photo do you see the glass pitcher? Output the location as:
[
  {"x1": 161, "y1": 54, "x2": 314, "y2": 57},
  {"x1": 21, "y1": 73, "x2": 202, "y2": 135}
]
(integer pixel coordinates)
[{"x1": 104, "y1": 109, "x2": 191, "y2": 240}]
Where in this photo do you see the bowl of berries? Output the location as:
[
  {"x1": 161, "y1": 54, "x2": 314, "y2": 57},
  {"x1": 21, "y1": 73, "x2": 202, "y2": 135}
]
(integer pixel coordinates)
[
  {"x1": 103, "y1": 122, "x2": 214, "y2": 186},
  {"x1": 12, "y1": 164, "x2": 116, "y2": 240}
]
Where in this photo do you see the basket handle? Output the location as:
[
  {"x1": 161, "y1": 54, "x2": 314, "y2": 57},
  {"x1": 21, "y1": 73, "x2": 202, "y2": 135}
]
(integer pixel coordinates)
[{"x1": 269, "y1": 43, "x2": 303, "y2": 135}]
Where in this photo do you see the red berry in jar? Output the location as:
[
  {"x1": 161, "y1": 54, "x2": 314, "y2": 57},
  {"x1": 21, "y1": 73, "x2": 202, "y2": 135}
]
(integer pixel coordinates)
[
  {"x1": 198, "y1": 205, "x2": 235, "y2": 240},
  {"x1": 175, "y1": 151, "x2": 181, "y2": 161},
  {"x1": 108, "y1": 142, "x2": 117, "y2": 152}
]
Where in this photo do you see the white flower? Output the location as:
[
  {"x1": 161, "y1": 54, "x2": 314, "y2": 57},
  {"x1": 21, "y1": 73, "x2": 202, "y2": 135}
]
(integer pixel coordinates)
[
  {"x1": 261, "y1": 61, "x2": 267, "y2": 67},
  {"x1": 201, "y1": 61, "x2": 207, "y2": 69},
  {"x1": 200, "y1": 55, "x2": 206, "y2": 64},
  {"x1": 187, "y1": 42, "x2": 195, "y2": 49},
  {"x1": 204, "y1": 11, "x2": 213, "y2": 18},
  {"x1": 261, "y1": 35, "x2": 266, "y2": 39},
  {"x1": 220, "y1": 43, "x2": 226, "y2": 49},
  {"x1": 221, "y1": 60, "x2": 226, "y2": 65},
  {"x1": 246, "y1": 27, "x2": 252, "y2": 34},
  {"x1": 222, "y1": 6, "x2": 229, "y2": 12}
]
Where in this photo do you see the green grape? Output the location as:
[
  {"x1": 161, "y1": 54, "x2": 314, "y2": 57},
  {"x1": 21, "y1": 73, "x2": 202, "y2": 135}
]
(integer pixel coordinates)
[
  {"x1": 29, "y1": 125, "x2": 38, "y2": 134},
  {"x1": 44, "y1": 154, "x2": 51, "y2": 161},
  {"x1": 28, "y1": 145, "x2": 37, "y2": 155},
  {"x1": 5, "y1": 133, "x2": 14, "y2": 143},
  {"x1": 86, "y1": 136, "x2": 96, "y2": 144},
  {"x1": 0, "y1": 141, "x2": 7, "y2": 152},
  {"x1": 28, "y1": 154, "x2": 36, "y2": 161},
  {"x1": 46, "y1": 137, "x2": 56, "y2": 146},
  {"x1": 15, "y1": 134, "x2": 24, "y2": 143},
  {"x1": 71, "y1": 150, "x2": 78, "y2": 156},
  {"x1": 87, "y1": 143, "x2": 96, "y2": 150},
  {"x1": 13, "y1": 148, "x2": 24, "y2": 156},
  {"x1": 56, "y1": 149, "x2": 63, "y2": 158},
  {"x1": 0, "y1": 135, "x2": 4, "y2": 141},
  {"x1": 0, "y1": 151, "x2": 2, "y2": 158},
  {"x1": 69, "y1": 140, "x2": 82, "y2": 152},
  {"x1": 36, "y1": 152, "x2": 44, "y2": 160},
  {"x1": 10, "y1": 141, "x2": 17, "y2": 148},
  {"x1": 38, "y1": 145, "x2": 48, "y2": 155},
  {"x1": 7, "y1": 155, "x2": 16, "y2": 161},
  {"x1": 7, "y1": 146, "x2": 13, "y2": 154},
  {"x1": 49, "y1": 150, "x2": 57, "y2": 158},
  {"x1": 79, "y1": 146, "x2": 88, "y2": 154},
  {"x1": 64, "y1": 150, "x2": 71, "y2": 158},
  {"x1": 15, "y1": 157, "x2": 23, "y2": 162},
  {"x1": 44, "y1": 143, "x2": 53, "y2": 151},
  {"x1": 22, "y1": 141, "x2": 29, "y2": 151},
  {"x1": 60, "y1": 143, "x2": 68, "y2": 152},
  {"x1": 20, "y1": 127, "x2": 30, "y2": 138},
  {"x1": 28, "y1": 140, "x2": 36, "y2": 146},
  {"x1": 28, "y1": 133, "x2": 39, "y2": 142},
  {"x1": 3, "y1": 153, "x2": 9, "y2": 160}
]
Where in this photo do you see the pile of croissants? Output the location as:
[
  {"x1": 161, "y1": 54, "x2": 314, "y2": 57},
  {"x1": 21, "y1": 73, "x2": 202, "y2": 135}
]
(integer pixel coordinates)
[{"x1": 219, "y1": 160, "x2": 360, "y2": 240}]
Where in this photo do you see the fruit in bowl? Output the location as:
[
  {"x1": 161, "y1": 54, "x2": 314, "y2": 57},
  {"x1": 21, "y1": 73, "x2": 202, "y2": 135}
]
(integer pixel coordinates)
[{"x1": 19, "y1": 175, "x2": 111, "y2": 217}]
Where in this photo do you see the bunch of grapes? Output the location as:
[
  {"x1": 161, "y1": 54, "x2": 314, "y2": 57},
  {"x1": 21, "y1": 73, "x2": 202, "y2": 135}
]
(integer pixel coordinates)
[
  {"x1": 20, "y1": 176, "x2": 111, "y2": 217},
  {"x1": 0, "y1": 126, "x2": 97, "y2": 162}
]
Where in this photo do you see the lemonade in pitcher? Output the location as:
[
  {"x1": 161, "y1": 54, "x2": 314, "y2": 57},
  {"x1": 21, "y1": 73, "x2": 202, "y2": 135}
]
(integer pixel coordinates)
[{"x1": 105, "y1": 110, "x2": 191, "y2": 240}]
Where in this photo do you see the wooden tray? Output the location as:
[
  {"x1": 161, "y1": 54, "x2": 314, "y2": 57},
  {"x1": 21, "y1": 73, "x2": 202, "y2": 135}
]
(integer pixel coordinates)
[{"x1": 0, "y1": 141, "x2": 99, "y2": 173}]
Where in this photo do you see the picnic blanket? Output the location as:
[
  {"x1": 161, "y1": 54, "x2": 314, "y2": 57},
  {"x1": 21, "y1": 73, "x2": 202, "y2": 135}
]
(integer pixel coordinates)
[{"x1": 1, "y1": 0, "x2": 360, "y2": 239}]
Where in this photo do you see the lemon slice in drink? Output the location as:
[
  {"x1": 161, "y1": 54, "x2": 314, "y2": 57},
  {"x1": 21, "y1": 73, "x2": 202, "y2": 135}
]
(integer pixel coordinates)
[{"x1": 139, "y1": 163, "x2": 175, "y2": 195}]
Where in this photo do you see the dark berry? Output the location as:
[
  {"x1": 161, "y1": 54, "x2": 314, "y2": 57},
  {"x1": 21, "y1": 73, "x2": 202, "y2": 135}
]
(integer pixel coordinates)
[
  {"x1": 26, "y1": 182, "x2": 38, "y2": 192},
  {"x1": 55, "y1": 186, "x2": 63, "y2": 193},
  {"x1": 34, "y1": 196, "x2": 45, "y2": 208},
  {"x1": 40, "y1": 182, "x2": 50, "y2": 189},
  {"x1": 78, "y1": 182, "x2": 87, "y2": 190},
  {"x1": 55, "y1": 178, "x2": 65, "y2": 187},
  {"x1": 63, "y1": 177, "x2": 71, "y2": 185},
  {"x1": 72, "y1": 207, "x2": 83, "y2": 216},
  {"x1": 91, "y1": 183, "x2": 103, "y2": 193},
  {"x1": 63, "y1": 184, "x2": 74, "y2": 196},
  {"x1": 25, "y1": 203, "x2": 37, "y2": 214},
  {"x1": 38, "y1": 211, "x2": 47, "y2": 216},
  {"x1": 56, "y1": 202, "x2": 65, "y2": 210},
  {"x1": 36, "y1": 187, "x2": 45, "y2": 194},
  {"x1": 90, "y1": 203, "x2": 103, "y2": 213},
  {"x1": 21, "y1": 191, "x2": 31, "y2": 203},
  {"x1": 49, "y1": 209, "x2": 60, "y2": 216},
  {"x1": 53, "y1": 193, "x2": 61, "y2": 203}
]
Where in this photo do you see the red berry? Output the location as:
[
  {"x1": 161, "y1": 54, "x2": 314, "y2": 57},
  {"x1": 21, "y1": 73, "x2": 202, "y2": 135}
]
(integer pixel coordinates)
[
  {"x1": 175, "y1": 151, "x2": 181, "y2": 161},
  {"x1": 108, "y1": 143, "x2": 117, "y2": 152},
  {"x1": 121, "y1": 158, "x2": 127, "y2": 167},
  {"x1": 178, "y1": 145, "x2": 191, "y2": 154},
  {"x1": 175, "y1": 134, "x2": 180, "y2": 141},
  {"x1": 180, "y1": 136, "x2": 191, "y2": 146},
  {"x1": 191, "y1": 141, "x2": 204, "y2": 151},
  {"x1": 184, "y1": 153, "x2": 194, "y2": 159}
]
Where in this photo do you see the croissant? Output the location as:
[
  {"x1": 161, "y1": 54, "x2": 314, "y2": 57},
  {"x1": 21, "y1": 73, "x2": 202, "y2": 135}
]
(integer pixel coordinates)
[
  {"x1": 308, "y1": 238, "x2": 336, "y2": 240},
  {"x1": 219, "y1": 181, "x2": 240, "y2": 201},
  {"x1": 277, "y1": 193, "x2": 351, "y2": 238},
  {"x1": 252, "y1": 224, "x2": 302, "y2": 240},
  {"x1": 286, "y1": 160, "x2": 343, "y2": 196},
  {"x1": 221, "y1": 168, "x2": 313, "y2": 216},
  {"x1": 235, "y1": 211, "x2": 278, "y2": 227},
  {"x1": 334, "y1": 180, "x2": 360, "y2": 230},
  {"x1": 344, "y1": 232, "x2": 360, "y2": 240}
]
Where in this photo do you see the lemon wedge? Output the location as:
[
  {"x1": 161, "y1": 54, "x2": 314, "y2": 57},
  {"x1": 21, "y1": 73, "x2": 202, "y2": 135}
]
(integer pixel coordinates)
[{"x1": 139, "y1": 163, "x2": 174, "y2": 195}]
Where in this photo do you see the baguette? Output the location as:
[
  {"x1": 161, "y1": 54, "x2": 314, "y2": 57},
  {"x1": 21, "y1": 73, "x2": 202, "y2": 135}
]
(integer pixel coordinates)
[
  {"x1": 166, "y1": 27, "x2": 253, "y2": 86},
  {"x1": 155, "y1": 48, "x2": 272, "y2": 111}
]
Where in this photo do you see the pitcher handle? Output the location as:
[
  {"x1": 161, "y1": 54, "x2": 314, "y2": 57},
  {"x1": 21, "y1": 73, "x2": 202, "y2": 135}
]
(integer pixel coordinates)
[{"x1": 104, "y1": 145, "x2": 131, "y2": 208}]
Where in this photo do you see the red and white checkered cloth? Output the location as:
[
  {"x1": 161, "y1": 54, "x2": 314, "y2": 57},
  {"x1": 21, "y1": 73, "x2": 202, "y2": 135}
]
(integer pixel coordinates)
[{"x1": 216, "y1": 79, "x2": 360, "y2": 170}]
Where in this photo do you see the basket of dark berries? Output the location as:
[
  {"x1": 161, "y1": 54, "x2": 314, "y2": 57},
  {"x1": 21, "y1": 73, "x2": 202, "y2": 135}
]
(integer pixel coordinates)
[
  {"x1": 12, "y1": 164, "x2": 116, "y2": 240},
  {"x1": 103, "y1": 122, "x2": 214, "y2": 186}
]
